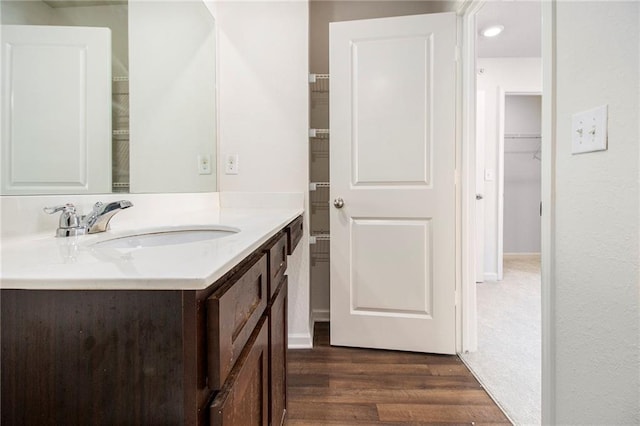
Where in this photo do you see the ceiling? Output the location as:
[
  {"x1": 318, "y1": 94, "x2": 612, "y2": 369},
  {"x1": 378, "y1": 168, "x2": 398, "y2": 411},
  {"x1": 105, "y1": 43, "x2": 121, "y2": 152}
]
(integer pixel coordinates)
[{"x1": 476, "y1": 0, "x2": 541, "y2": 58}]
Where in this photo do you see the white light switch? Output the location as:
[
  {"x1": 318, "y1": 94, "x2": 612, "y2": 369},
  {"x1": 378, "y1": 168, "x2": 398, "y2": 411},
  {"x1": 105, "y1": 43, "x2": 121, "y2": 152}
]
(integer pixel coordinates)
[{"x1": 572, "y1": 105, "x2": 608, "y2": 154}]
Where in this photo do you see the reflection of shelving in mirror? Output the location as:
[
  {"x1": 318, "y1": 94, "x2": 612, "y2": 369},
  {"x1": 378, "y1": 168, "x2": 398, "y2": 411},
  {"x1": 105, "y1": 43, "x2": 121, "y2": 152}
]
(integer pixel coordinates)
[{"x1": 112, "y1": 76, "x2": 129, "y2": 192}]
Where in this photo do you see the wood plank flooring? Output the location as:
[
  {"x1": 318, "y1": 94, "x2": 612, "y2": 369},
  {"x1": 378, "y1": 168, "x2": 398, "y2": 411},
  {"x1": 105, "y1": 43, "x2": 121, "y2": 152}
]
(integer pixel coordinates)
[{"x1": 286, "y1": 322, "x2": 510, "y2": 425}]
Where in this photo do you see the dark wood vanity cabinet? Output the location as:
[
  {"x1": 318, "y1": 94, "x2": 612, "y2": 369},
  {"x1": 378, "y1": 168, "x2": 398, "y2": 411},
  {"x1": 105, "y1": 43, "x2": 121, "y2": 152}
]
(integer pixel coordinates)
[
  {"x1": 269, "y1": 277, "x2": 288, "y2": 426},
  {"x1": 0, "y1": 216, "x2": 302, "y2": 426},
  {"x1": 210, "y1": 315, "x2": 269, "y2": 426}
]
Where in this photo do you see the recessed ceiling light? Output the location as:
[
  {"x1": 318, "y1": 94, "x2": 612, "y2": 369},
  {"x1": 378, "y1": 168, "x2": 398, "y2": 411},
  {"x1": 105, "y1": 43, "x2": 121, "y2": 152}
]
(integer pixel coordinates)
[{"x1": 481, "y1": 25, "x2": 504, "y2": 38}]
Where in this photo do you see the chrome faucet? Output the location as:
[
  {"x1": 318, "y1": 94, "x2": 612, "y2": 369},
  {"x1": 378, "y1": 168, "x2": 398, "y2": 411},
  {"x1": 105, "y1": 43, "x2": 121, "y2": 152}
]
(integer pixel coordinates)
[
  {"x1": 84, "y1": 200, "x2": 133, "y2": 234},
  {"x1": 44, "y1": 200, "x2": 133, "y2": 237}
]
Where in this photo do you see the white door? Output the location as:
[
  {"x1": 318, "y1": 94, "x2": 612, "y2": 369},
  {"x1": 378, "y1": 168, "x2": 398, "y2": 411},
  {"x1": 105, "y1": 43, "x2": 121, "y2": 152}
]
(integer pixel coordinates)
[
  {"x1": 1, "y1": 25, "x2": 111, "y2": 195},
  {"x1": 330, "y1": 13, "x2": 457, "y2": 355}
]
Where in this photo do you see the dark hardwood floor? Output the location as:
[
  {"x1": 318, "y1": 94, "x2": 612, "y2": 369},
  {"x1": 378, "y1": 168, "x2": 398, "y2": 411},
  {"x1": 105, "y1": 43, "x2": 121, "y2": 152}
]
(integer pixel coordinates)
[{"x1": 286, "y1": 322, "x2": 510, "y2": 425}]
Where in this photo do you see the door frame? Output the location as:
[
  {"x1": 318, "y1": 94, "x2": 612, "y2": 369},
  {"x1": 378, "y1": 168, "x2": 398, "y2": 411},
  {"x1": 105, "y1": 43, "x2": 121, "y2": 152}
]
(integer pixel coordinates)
[{"x1": 457, "y1": 0, "x2": 556, "y2": 423}]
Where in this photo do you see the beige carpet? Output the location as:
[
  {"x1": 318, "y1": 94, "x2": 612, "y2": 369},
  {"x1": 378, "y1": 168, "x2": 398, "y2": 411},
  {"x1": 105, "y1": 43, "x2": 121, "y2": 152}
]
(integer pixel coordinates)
[{"x1": 460, "y1": 254, "x2": 541, "y2": 425}]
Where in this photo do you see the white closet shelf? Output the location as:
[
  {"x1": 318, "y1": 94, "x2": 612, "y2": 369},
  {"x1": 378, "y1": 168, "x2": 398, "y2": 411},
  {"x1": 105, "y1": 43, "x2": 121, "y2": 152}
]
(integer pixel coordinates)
[
  {"x1": 309, "y1": 233, "x2": 330, "y2": 244},
  {"x1": 308, "y1": 73, "x2": 329, "y2": 82},
  {"x1": 309, "y1": 182, "x2": 330, "y2": 191},
  {"x1": 309, "y1": 128, "x2": 330, "y2": 138},
  {"x1": 504, "y1": 133, "x2": 541, "y2": 139}
]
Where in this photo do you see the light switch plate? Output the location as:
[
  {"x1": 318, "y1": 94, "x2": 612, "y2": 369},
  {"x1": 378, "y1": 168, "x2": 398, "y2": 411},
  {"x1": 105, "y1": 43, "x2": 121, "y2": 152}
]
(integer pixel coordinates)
[{"x1": 572, "y1": 104, "x2": 608, "y2": 154}]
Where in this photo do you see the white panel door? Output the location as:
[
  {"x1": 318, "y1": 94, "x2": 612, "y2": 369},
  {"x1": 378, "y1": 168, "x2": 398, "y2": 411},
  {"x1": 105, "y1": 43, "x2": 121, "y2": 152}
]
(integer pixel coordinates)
[
  {"x1": 1, "y1": 25, "x2": 111, "y2": 194},
  {"x1": 330, "y1": 13, "x2": 457, "y2": 354}
]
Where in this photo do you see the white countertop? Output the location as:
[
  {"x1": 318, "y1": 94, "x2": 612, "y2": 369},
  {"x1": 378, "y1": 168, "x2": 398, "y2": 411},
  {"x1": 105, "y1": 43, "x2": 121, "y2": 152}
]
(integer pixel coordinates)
[{"x1": 1, "y1": 207, "x2": 303, "y2": 290}]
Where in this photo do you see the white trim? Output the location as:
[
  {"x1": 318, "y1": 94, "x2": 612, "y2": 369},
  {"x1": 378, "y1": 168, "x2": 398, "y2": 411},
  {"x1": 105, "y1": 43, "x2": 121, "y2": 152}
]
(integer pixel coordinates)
[
  {"x1": 311, "y1": 308, "x2": 330, "y2": 324},
  {"x1": 541, "y1": 0, "x2": 556, "y2": 422},
  {"x1": 497, "y1": 87, "x2": 506, "y2": 281},
  {"x1": 288, "y1": 332, "x2": 313, "y2": 349},
  {"x1": 458, "y1": 0, "x2": 485, "y2": 354},
  {"x1": 459, "y1": 355, "x2": 517, "y2": 425},
  {"x1": 483, "y1": 272, "x2": 498, "y2": 282}
]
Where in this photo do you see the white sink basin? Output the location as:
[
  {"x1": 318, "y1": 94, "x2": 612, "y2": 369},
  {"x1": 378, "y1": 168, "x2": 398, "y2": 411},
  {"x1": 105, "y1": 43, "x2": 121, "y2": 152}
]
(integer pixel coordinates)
[{"x1": 91, "y1": 225, "x2": 240, "y2": 249}]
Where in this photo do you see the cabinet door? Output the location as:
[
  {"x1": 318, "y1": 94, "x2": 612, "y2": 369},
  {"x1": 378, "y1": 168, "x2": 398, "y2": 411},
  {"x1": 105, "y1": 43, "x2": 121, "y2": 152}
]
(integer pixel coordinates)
[
  {"x1": 285, "y1": 216, "x2": 303, "y2": 255},
  {"x1": 207, "y1": 254, "x2": 268, "y2": 390},
  {"x1": 269, "y1": 277, "x2": 288, "y2": 426},
  {"x1": 210, "y1": 316, "x2": 268, "y2": 426},
  {"x1": 265, "y1": 233, "x2": 287, "y2": 297}
]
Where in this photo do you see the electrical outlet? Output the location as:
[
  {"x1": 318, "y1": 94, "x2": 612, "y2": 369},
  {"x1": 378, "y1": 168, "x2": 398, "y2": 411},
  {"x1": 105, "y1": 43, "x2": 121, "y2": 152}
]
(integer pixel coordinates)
[
  {"x1": 225, "y1": 154, "x2": 239, "y2": 175},
  {"x1": 197, "y1": 154, "x2": 211, "y2": 175}
]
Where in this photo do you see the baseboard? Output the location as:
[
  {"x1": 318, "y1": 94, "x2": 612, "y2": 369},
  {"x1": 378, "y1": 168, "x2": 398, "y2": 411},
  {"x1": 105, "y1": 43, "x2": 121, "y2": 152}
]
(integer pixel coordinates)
[
  {"x1": 504, "y1": 252, "x2": 541, "y2": 257},
  {"x1": 484, "y1": 272, "x2": 498, "y2": 281},
  {"x1": 288, "y1": 332, "x2": 313, "y2": 349},
  {"x1": 311, "y1": 308, "x2": 330, "y2": 324}
]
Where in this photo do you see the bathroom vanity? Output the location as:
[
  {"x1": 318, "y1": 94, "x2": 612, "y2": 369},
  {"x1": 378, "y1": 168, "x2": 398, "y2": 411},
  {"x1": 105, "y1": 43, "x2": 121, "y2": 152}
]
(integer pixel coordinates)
[{"x1": 0, "y1": 199, "x2": 303, "y2": 426}]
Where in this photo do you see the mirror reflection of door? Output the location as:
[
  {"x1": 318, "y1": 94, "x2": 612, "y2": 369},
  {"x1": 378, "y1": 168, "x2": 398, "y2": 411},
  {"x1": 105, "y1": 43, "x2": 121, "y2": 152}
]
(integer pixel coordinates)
[{"x1": 1, "y1": 25, "x2": 112, "y2": 195}]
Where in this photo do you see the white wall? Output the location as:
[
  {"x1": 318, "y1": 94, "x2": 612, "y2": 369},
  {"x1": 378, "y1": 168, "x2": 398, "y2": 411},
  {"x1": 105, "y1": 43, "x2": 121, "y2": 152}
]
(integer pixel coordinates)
[
  {"x1": 215, "y1": 1, "x2": 311, "y2": 347},
  {"x1": 552, "y1": 1, "x2": 639, "y2": 423},
  {"x1": 129, "y1": 0, "x2": 217, "y2": 194},
  {"x1": 503, "y1": 95, "x2": 541, "y2": 254},
  {"x1": 2, "y1": 1, "x2": 128, "y2": 84},
  {"x1": 1, "y1": 0, "x2": 55, "y2": 25},
  {"x1": 476, "y1": 58, "x2": 542, "y2": 279},
  {"x1": 53, "y1": 5, "x2": 128, "y2": 77}
]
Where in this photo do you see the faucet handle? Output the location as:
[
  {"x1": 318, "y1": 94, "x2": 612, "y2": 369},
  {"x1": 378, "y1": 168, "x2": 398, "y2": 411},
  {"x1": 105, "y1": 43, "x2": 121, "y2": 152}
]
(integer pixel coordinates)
[
  {"x1": 44, "y1": 203, "x2": 76, "y2": 215},
  {"x1": 44, "y1": 203, "x2": 84, "y2": 236},
  {"x1": 91, "y1": 201, "x2": 104, "y2": 212}
]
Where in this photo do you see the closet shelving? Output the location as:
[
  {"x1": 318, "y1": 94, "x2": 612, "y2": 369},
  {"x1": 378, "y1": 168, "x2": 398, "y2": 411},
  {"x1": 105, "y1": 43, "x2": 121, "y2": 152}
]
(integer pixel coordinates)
[
  {"x1": 309, "y1": 73, "x2": 330, "y2": 269},
  {"x1": 112, "y1": 76, "x2": 130, "y2": 192},
  {"x1": 504, "y1": 133, "x2": 541, "y2": 139},
  {"x1": 504, "y1": 133, "x2": 542, "y2": 160}
]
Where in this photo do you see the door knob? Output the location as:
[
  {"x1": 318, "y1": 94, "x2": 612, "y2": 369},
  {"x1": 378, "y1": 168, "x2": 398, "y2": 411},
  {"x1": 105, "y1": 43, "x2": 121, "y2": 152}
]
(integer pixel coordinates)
[
  {"x1": 333, "y1": 197, "x2": 344, "y2": 209},
  {"x1": 476, "y1": 194, "x2": 483, "y2": 200}
]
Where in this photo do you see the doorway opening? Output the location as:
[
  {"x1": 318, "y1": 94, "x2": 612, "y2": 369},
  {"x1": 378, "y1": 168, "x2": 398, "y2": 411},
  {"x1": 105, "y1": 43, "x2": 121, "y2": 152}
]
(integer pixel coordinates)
[
  {"x1": 460, "y1": 1, "x2": 543, "y2": 424},
  {"x1": 463, "y1": 92, "x2": 542, "y2": 425}
]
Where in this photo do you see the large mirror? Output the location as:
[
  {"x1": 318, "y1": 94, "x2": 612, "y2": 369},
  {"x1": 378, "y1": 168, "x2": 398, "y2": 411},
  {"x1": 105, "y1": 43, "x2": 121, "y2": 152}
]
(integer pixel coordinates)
[{"x1": 1, "y1": 0, "x2": 217, "y2": 195}]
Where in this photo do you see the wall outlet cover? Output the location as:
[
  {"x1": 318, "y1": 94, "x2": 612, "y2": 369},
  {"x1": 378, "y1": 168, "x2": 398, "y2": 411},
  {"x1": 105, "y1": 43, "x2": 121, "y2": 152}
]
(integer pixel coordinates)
[
  {"x1": 225, "y1": 154, "x2": 239, "y2": 175},
  {"x1": 197, "y1": 154, "x2": 212, "y2": 175}
]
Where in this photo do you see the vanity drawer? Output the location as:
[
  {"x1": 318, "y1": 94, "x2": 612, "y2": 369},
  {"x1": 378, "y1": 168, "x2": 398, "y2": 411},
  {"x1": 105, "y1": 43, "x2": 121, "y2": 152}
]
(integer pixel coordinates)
[
  {"x1": 265, "y1": 232, "x2": 287, "y2": 297},
  {"x1": 209, "y1": 315, "x2": 268, "y2": 426},
  {"x1": 207, "y1": 254, "x2": 268, "y2": 391},
  {"x1": 285, "y1": 216, "x2": 303, "y2": 255}
]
